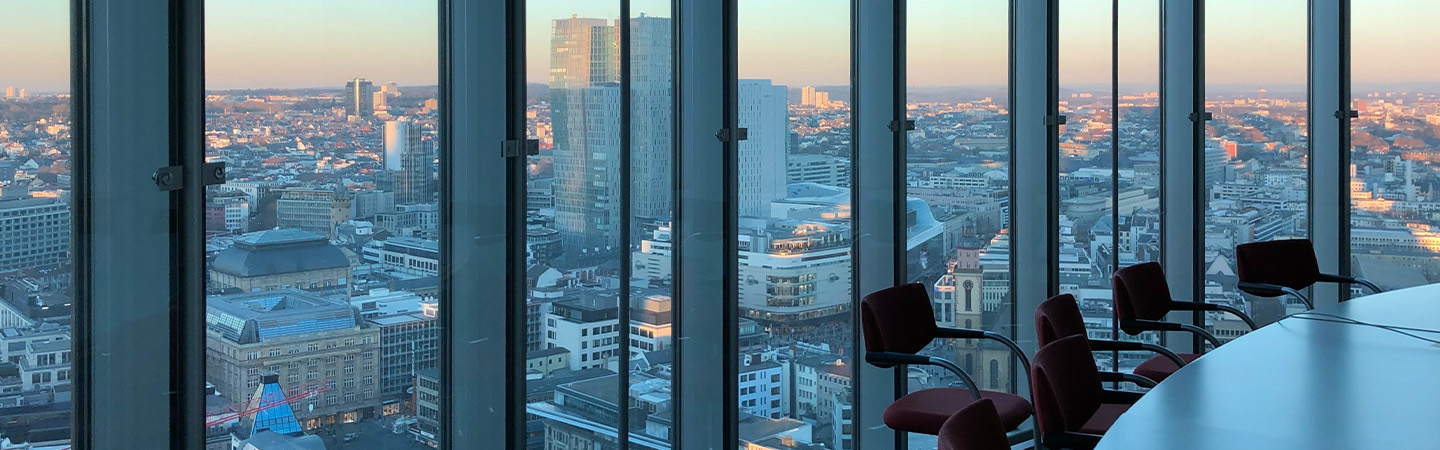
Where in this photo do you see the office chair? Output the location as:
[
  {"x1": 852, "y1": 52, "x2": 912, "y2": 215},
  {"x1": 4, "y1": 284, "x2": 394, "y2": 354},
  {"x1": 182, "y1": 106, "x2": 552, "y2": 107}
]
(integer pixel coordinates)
[
  {"x1": 1030, "y1": 334, "x2": 1144, "y2": 450},
  {"x1": 1113, "y1": 262, "x2": 1257, "y2": 379},
  {"x1": 861, "y1": 283, "x2": 1032, "y2": 436},
  {"x1": 937, "y1": 399, "x2": 1012, "y2": 450},
  {"x1": 1235, "y1": 238, "x2": 1383, "y2": 309},
  {"x1": 1035, "y1": 293, "x2": 1185, "y2": 387}
]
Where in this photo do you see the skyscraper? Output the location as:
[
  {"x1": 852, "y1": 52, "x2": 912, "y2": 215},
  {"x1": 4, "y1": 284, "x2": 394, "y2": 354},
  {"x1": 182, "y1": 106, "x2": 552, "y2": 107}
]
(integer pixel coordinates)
[
  {"x1": 383, "y1": 118, "x2": 416, "y2": 171},
  {"x1": 3, "y1": 86, "x2": 13, "y2": 98},
  {"x1": 738, "y1": 79, "x2": 789, "y2": 217},
  {"x1": 346, "y1": 77, "x2": 374, "y2": 117},
  {"x1": 400, "y1": 135, "x2": 436, "y2": 205},
  {"x1": 801, "y1": 85, "x2": 815, "y2": 106}
]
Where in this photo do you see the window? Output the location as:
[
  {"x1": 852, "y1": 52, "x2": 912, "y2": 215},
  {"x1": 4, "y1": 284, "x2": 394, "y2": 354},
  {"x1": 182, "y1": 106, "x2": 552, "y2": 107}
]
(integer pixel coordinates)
[
  {"x1": 905, "y1": 1, "x2": 1011, "y2": 447},
  {"x1": 737, "y1": 1, "x2": 852, "y2": 448},
  {"x1": 1348, "y1": 1, "x2": 1440, "y2": 295},
  {"x1": 1204, "y1": 0, "x2": 1309, "y2": 339},
  {"x1": 202, "y1": 1, "x2": 442, "y2": 445}
]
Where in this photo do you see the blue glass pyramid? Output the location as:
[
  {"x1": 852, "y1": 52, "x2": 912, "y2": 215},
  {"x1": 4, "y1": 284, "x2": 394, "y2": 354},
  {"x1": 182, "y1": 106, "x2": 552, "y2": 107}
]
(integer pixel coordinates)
[{"x1": 242, "y1": 372, "x2": 305, "y2": 437}]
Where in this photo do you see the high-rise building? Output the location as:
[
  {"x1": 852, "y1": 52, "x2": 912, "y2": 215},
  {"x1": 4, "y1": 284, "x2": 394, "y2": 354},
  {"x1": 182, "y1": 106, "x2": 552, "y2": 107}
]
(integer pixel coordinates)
[
  {"x1": 738, "y1": 79, "x2": 789, "y2": 217},
  {"x1": 345, "y1": 77, "x2": 374, "y2": 117},
  {"x1": 399, "y1": 134, "x2": 435, "y2": 205},
  {"x1": 550, "y1": 16, "x2": 674, "y2": 253},
  {"x1": 3, "y1": 86, "x2": 13, "y2": 98},
  {"x1": 16, "y1": 89, "x2": 24, "y2": 99},
  {"x1": 382, "y1": 119, "x2": 416, "y2": 174},
  {"x1": 0, "y1": 189, "x2": 71, "y2": 272},
  {"x1": 801, "y1": 85, "x2": 816, "y2": 106}
]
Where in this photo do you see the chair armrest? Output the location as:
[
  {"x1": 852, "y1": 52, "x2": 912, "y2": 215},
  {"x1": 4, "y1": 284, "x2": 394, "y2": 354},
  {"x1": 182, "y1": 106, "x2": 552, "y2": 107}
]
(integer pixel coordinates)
[
  {"x1": 1174, "y1": 301, "x2": 1257, "y2": 330},
  {"x1": 1122, "y1": 319, "x2": 1222, "y2": 349},
  {"x1": 1089, "y1": 339, "x2": 1188, "y2": 367},
  {"x1": 1317, "y1": 273, "x2": 1383, "y2": 294},
  {"x1": 865, "y1": 351, "x2": 982, "y2": 400},
  {"x1": 1099, "y1": 371, "x2": 1157, "y2": 388},
  {"x1": 1101, "y1": 389, "x2": 1146, "y2": 405},
  {"x1": 1041, "y1": 431, "x2": 1104, "y2": 450},
  {"x1": 1237, "y1": 282, "x2": 1313, "y2": 309}
]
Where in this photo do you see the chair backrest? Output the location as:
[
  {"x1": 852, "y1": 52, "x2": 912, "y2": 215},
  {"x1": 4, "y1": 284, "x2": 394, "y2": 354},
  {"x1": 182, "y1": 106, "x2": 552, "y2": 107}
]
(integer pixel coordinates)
[
  {"x1": 937, "y1": 398, "x2": 1012, "y2": 450},
  {"x1": 1031, "y1": 335, "x2": 1103, "y2": 434},
  {"x1": 1113, "y1": 262, "x2": 1175, "y2": 335},
  {"x1": 1035, "y1": 294, "x2": 1089, "y2": 347},
  {"x1": 860, "y1": 283, "x2": 938, "y2": 366},
  {"x1": 1235, "y1": 238, "x2": 1321, "y2": 292}
]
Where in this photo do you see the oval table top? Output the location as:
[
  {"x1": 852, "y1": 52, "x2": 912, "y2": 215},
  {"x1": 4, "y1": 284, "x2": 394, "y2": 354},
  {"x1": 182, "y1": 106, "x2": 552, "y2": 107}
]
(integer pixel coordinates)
[{"x1": 1094, "y1": 283, "x2": 1440, "y2": 450}]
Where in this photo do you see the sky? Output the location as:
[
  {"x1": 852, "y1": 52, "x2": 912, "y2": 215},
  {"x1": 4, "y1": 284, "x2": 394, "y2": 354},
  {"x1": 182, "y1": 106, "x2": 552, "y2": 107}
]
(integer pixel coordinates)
[{"x1": 1, "y1": 0, "x2": 1437, "y2": 92}]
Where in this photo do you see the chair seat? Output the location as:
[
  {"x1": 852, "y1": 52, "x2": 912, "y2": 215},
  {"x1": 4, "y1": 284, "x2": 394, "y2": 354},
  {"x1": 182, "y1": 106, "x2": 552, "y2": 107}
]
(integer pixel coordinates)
[
  {"x1": 1133, "y1": 353, "x2": 1201, "y2": 383},
  {"x1": 883, "y1": 388, "x2": 1032, "y2": 435},
  {"x1": 1077, "y1": 403, "x2": 1131, "y2": 435}
]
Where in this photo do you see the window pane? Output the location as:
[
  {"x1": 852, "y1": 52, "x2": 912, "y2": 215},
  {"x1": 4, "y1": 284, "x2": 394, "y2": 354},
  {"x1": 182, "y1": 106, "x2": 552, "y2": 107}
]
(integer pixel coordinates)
[
  {"x1": 1057, "y1": 0, "x2": 1120, "y2": 367},
  {"x1": 1349, "y1": 1, "x2": 1440, "y2": 296},
  {"x1": 738, "y1": 1, "x2": 853, "y2": 448},
  {"x1": 1115, "y1": 0, "x2": 1163, "y2": 376},
  {"x1": 203, "y1": 2, "x2": 442, "y2": 447},
  {"x1": 1205, "y1": 0, "x2": 1309, "y2": 340},
  {"x1": 627, "y1": 0, "x2": 676, "y2": 447},
  {"x1": 0, "y1": 3, "x2": 74, "y2": 447},
  {"x1": 523, "y1": 2, "x2": 638, "y2": 449},
  {"x1": 904, "y1": 1, "x2": 1010, "y2": 447}
]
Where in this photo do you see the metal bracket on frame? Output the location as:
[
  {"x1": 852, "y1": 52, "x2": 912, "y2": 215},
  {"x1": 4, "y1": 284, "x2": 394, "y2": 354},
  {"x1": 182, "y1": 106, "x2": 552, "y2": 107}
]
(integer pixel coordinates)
[
  {"x1": 1334, "y1": 109, "x2": 1359, "y2": 119},
  {"x1": 1045, "y1": 115, "x2": 1068, "y2": 126},
  {"x1": 1189, "y1": 111, "x2": 1213, "y2": 122},
  {"x1": 202, "y1": 162, "x2": 227, "y2": 186},
  {"x1": 153, "y1": 162, "x2": 228, "y2": 191},
  {"x1": 501, "y1": 139, "x2": 540, "y2": 158},
  {"x1": 716, "y1": 127, "x2": 748, "y2": 142},
  {"x1": 888, "y1": 119, "x2": 916, "y2": 133}
]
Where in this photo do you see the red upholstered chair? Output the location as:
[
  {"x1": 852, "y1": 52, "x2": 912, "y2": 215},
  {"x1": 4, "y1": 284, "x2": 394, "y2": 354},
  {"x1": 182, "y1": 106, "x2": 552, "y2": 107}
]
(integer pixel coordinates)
[
  {"x1": 1031, "y1": 335, "x2": 1145, "y2": 450},
  {"x1": 1035, "y1": 293, "x2": 1188, "y2": 387},
  {"x1": 937, "y1": 399, "x2": 1012, "y2": 450},
  {"x1": 1113, "y1": 262, "x2": 1257, "y2": 378},
  {"x1": 1235, "y1": 238, "x2": 1383, "y2": 309},
  {"x1": 861, "y1": 283, "x2": 1033, "y2": 436}
]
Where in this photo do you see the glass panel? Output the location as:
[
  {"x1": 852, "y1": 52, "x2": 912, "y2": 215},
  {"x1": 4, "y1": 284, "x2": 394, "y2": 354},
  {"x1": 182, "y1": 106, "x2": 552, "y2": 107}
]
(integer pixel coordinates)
[
  {"x1": 522, "y1": 2, "x2": 639, "y2": 449},
  {"x1": 738, "y1": 1, "x2": 853, "y2": 448},
  {"x1": 904, "y1": 1, "x2": 1010, "y2": 447},
  {"x1": 1349, "y1": 1, "x2": 1440, "y2": 296},
  {"x1": 203, "y1": 2, "x2": 442, "y2": 447},
  {"x1": 0, "y1": 3, "x2": 74, "y2": 447},
  {"x1": 1115, "y1": 0, "x2": 1163, "y2": 376},
  {"x1": 626, "y1": 0, "x2": 676, "y2": 448},
  {"x1": 1204, "y1": 0, "x2": 1309, "y2": 341},
  {"x1": 1057, "y1": 0, "x2": 1120, "y2": 368}
]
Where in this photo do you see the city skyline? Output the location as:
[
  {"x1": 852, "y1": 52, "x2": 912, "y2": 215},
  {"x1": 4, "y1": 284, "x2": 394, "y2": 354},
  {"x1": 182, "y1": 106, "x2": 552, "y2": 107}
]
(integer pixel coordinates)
[{"x1": 5, "y1": 1, "x2": 1440, "y2": 91}]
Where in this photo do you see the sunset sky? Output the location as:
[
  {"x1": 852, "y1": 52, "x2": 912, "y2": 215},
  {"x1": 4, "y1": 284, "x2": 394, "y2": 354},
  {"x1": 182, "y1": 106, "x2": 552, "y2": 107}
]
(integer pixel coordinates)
[{"x1": 0, "y1": 0, "x2": 1436, "y2": 92}]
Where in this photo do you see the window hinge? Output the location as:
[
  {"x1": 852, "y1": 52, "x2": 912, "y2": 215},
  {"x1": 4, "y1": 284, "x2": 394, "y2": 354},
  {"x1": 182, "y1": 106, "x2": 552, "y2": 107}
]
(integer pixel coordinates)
[
  {"x1": 716, "y1": 127, "x2": 748, "y2": 142},
  {"x1": 1189, "y1": 112, "x2": 1213, "y2": 122},
  {"x1": 153, "y1": 162, "x2": 228, "y2": 191},
  {"x1": 1335, "y1": 109, "x2": 1359, "y2": 119},
  {"x1": 1045, "y1": 115, "x2": 1068, "y2": 126},
  {"x1": 889, "y1": 119, "x2": 916, "y2": 133},
  {"x1": 502, "y1": 139, "x2": 539, "y2": 158},
  {"x1": 203, "y1": 162, "x2": 227, "y2": 186},
  {"x1": 152, "y1": 166, "x2": 183, "y2": 191}
]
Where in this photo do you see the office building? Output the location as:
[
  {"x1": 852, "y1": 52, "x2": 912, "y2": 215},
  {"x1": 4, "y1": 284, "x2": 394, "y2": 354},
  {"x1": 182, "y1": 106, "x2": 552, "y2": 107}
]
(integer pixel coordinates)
[
  {"x1": 276, "y1": 188, "x2": 351, "y2": 239},
  {"x1": 737, "y1": 219, "x2": 853, "y2": 334},
  {"x1": 0, "y1": 189, "x2": 70, "y2": 273},
  {"x1": 361, "y1": 236, "x2": 439, "y2": 276},
  {"x1": 345, "y1": 77, "x2": 374, "y2": 117},
  {"x1": 738, "y1": 79, "x2": 789, "y2": 217},
  {"x1": 204, "y1": 290, "x2": 382, "y2": 429}
]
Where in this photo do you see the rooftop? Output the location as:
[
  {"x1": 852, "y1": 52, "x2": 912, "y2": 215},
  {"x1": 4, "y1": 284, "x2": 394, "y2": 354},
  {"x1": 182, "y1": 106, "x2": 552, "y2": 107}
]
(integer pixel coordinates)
[
  {"x1": 212, "y1": 228, "x2": 350, "y2": 278},
  {"x1": 206, "y1": 289, "x2": 359, "y2": 344}
]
